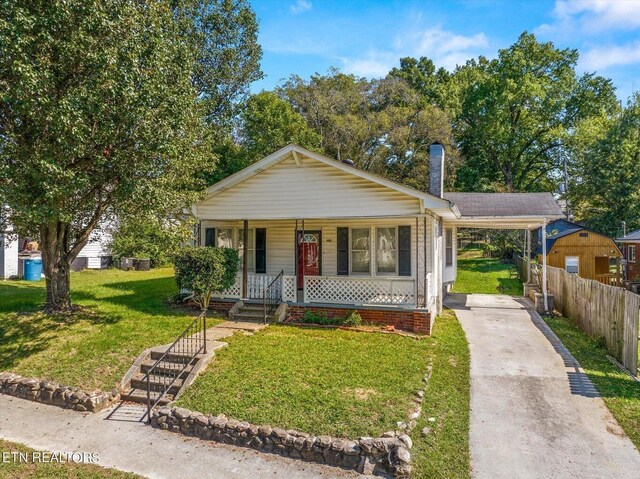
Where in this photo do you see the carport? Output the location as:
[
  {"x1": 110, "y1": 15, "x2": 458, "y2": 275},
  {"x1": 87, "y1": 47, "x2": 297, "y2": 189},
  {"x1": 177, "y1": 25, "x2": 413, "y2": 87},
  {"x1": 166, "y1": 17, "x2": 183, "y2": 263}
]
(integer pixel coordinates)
[{"x1": 443, "y1": 192, "x2": 565, "y2": 311}]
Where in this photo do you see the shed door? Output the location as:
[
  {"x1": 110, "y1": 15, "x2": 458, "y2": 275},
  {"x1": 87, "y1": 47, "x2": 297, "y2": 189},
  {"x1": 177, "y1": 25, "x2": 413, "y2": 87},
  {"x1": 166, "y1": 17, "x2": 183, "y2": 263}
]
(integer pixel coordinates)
[{"x1": 297, "y1": 231, "x2": 321, "y2": 289}]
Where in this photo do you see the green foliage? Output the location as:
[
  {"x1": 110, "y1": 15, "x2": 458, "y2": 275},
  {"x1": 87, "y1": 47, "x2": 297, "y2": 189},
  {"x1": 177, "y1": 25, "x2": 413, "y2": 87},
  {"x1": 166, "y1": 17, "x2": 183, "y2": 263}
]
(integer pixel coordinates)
[
  {"x1": 300, "y1": 309, "x2": 332, "y2": 325},
  {"x1": 0, "y1": 0, "x2": 209, "y2": 309},
  {"x1": 278, "y1": 68, "x2": 457, "y2": 191},
  {"x1": 110, "y1": 216, "x2": 195, "y2": 267},
  {"x1": 342, "y1": 310, "x2": 363, "y2": 327},
  {"x1": 243, "y1": 92, "x2": 322, "y2": 159},
  {"x1": 175, "y1": 0, "x2": 263, "y2": 132},
  {"x1": 174, "y1": 247, "x2": 239, "y2": 310},
  {"x1": 450, "y1": 32, "x2": 618, "y2": 192},
  {"x1": 567, "y1": 93, "x2": 640, "y2": 236},
  {"x1": 298, "y1": 309, "x2": 363, "y2": 327}
]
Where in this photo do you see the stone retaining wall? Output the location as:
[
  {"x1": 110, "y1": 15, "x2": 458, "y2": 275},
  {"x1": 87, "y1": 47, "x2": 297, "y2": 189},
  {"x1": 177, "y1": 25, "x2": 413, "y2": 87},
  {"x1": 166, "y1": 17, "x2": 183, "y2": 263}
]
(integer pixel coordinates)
[
  {"x1": 0, "y1": 372, "x2": 118, "y2": 412},
  {"x1": 151, "y1": 407, "x2": 412, "y2": 477},
  {"x1": 287, "y1": 305, "x2": 432, "y2": 335}
]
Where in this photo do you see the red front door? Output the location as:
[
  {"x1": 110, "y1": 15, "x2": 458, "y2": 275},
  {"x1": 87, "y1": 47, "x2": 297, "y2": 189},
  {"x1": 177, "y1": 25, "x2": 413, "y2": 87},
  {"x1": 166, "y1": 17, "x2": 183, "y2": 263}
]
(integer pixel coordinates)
[{"x1": 297, "y1": 231, "x2": 321, "y2": 289}]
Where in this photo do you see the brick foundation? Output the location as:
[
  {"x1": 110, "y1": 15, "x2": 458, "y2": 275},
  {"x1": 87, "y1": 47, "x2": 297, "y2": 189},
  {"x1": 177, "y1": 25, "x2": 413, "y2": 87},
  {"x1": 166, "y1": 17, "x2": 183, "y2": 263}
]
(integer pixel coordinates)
[{"x1": 287, "y1": 305, "x2": 431, "y2": 335}]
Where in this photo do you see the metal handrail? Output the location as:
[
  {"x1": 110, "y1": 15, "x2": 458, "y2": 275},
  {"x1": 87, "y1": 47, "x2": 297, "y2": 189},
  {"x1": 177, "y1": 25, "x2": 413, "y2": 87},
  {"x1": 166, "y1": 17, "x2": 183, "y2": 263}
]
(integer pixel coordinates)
[
  {"x1": 145, "y1": 311, "x2": 207, "y2": 422},
  {"x1": 263, "y1": 270, "x2": 284, "y2": 323}
]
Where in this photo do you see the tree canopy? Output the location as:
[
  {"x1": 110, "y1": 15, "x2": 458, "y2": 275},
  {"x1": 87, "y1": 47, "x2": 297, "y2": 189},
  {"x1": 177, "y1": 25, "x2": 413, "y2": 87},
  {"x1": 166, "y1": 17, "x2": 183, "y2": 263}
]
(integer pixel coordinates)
[{"x1": 0, "y1": 0, "x2": 262, "y2": 311}]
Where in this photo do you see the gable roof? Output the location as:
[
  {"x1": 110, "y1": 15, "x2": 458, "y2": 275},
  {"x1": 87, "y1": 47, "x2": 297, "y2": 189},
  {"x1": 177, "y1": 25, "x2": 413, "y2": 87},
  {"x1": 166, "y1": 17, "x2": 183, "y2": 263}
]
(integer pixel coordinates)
[
  {"x1": 617, "y1": 229, "x2": 640, "y2": 243},
  {"x1": 200, "y1": 144, "x2": 460, "y2": 219},
  {"x1": 535, "y1": 219, "x2": 619, "y2": 254}
]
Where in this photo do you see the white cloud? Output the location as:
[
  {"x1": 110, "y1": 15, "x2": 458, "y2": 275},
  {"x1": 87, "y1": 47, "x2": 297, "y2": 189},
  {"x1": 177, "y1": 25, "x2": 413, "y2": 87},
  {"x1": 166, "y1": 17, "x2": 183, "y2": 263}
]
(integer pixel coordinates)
[
  {"x1": 539, "y1": 0, "x2": 640, "y2": 34},
  {"x1": 580, "y1": 40, "x2": 640, "y2": 70},
  {"x1": 342, "y1": 26, "x2": 489, "y2": 78},
  {"x1": 290, "y1": 0, "x2": 312, "y2": 15}
]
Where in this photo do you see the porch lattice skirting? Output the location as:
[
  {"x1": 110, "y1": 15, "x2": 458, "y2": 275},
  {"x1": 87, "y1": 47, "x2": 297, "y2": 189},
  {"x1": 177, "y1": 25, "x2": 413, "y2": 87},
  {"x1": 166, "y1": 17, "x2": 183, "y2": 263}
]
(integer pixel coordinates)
[{"x1": 303, "y1": 276, "x2": 415, "y2": 305}]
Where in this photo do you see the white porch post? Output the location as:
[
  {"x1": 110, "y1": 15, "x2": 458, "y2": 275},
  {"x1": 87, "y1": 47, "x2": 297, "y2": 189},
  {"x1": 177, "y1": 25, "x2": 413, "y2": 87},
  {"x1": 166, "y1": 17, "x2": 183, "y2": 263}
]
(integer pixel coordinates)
[
  {"x1": 541, "y1": 218, "x2": 548, "y2": 313},
  {"x1": 526, "y1": 228, "x2": 531, "y2": 284}
]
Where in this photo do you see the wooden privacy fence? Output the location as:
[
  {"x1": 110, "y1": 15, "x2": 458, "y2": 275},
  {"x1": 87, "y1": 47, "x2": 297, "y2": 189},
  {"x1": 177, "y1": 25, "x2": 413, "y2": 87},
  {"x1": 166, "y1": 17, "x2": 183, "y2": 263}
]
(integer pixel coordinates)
[{"x1": 531, "y1": 262, "x2": 639, "y2": 374}]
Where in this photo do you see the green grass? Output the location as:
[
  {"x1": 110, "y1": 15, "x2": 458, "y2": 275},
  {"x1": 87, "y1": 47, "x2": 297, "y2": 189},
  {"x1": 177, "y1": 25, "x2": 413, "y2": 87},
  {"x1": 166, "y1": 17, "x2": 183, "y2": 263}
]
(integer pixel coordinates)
[
  {"x1": 544, "y1": 315, "x2": 640, "y2": 449},
  {"x1": 411, "y1": 309, "x2": 471, "y2": 479},
  {"x1": 178, "y1": 325, "x2": 433, "y2": 438},
  {"x1": 453, "y1": 247, "x2": 522, "y2": 295},
  {"x1": 0, "y1": 439, "x2": 141, "y2": 479},
  {"x1": 0, "y1": 268, "x2": 222, "y2": 391}
]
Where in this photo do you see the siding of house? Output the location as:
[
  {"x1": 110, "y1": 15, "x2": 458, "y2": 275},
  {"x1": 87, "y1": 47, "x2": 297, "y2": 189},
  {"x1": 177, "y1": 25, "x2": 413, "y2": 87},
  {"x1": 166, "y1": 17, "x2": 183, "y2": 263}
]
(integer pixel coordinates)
[
  {"x1": 199, "y1": 218, "x2": 433, "y2": 280},
  {"x1": 0, "y1": 233, "x2": 19, "y2": 279},
  {"x1": 77, "y1": 228, "x2": 112, "y2": 269},
  {"x1": 196, "y1": 153, "x2": 423, "y2": 220},
  {"x1": 623, "y1": 242, "x2": 640, "y2": 280},
  {"x1": 541, "y1": 230, "x2": 621, "y2": 280}
]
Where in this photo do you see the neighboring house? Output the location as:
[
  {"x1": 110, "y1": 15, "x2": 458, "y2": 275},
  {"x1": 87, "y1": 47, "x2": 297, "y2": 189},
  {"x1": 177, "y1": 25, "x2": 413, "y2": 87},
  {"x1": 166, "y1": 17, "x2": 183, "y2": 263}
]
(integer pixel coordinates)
[
  {"x1": 192, "y1": 143, "x2": 564, "y2": 333},
  {"x1": 0, "y1": 225, "x2": 112, "y2": 279},
  {"x1": 616, "y1": 229, "x2": 640, "y2": 281},
  {"x1": 535, "y1": 219, "x2": 622, "y2": 283},
  {"x1": 0, "y1": 228, "x2": 20, "y2": 279}
]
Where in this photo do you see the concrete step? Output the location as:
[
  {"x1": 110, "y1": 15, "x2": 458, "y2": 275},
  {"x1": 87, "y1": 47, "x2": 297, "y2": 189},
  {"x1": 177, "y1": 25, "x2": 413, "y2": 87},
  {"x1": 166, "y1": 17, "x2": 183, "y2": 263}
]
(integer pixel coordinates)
[
  {"x1": 239, "y1": 303, "x2": 266, "y2": 311},
  {"x1": 140, "y1": 360, "x2": 194, "y2": 378},
  {"x1": 121, "y1": 388, "x2": 174, "y2": 405},
  {"x1": 149, "y1": 350, "x2": 205, "y2": 363},
  {"x1": 234, "y1": 313, "x2": 273, "y2": 321},
  {"x1": 130, "y1": 373, "x2": 184, "y2": 394}
]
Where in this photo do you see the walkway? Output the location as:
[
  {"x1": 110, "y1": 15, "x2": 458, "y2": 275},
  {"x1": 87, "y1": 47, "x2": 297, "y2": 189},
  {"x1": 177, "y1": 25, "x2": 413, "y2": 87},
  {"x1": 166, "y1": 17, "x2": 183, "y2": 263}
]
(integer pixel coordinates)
[
  {"x1": 0, "y1": 394, "x2": 368, "y2": 479},
  {"x1": 445, "y1": 293, "x2": 640, "y2": 479}
]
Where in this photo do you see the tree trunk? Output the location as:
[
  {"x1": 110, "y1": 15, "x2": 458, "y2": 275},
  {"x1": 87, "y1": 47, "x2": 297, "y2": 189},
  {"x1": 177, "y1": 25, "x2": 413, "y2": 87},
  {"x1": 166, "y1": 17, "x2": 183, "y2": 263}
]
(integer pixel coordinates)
[{"x1": 40, "y1": 222, "x2": 74, "y2": 312}]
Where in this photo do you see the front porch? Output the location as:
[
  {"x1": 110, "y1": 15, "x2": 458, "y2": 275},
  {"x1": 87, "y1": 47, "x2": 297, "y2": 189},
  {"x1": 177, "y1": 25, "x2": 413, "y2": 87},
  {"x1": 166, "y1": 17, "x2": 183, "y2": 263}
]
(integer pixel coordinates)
[{"x1": 211, "y1": 271, "x2": 421, "y2": 307}]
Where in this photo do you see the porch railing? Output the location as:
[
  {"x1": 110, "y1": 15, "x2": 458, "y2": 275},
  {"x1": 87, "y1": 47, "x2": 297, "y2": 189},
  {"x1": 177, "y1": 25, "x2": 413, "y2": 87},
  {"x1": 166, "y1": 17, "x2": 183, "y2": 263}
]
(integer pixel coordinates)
[
  {"x1": 263, "y1": 270, "x2": 284, "y2": 323},
  {"x1": 304, "y1": 276, "x2": 416, "y2": 306},
  {"x1": 212, "y1": 273, "x2": 296, "y2": 302},
  {"x1": 145, "y1": 311, "x2": 206, "y2": 422}
]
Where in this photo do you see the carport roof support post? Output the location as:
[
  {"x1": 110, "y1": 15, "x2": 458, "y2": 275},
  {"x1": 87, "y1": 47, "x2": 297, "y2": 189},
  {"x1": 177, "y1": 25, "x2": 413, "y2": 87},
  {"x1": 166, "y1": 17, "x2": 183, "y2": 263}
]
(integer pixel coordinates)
[{"x1": 542, "y1": 218, "x2": 548, "y2": 313}]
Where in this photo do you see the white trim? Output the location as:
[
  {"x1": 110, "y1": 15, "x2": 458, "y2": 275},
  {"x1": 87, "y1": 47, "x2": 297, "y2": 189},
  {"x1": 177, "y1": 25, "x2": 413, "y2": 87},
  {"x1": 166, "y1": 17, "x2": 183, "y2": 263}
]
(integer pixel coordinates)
[
  {"x1": 629, "y1": 245, "x2": 636, "y2": 263},
  {"x1": 198, "y1": 144, "x2": 460, "y2": 219}
]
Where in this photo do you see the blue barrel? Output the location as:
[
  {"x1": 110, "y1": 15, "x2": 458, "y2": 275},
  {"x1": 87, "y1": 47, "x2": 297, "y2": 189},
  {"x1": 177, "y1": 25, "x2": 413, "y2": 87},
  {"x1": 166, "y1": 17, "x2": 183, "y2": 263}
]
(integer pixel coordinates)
[{"x1": 24, "y1": 258, "x2": 43, "y2": 281}]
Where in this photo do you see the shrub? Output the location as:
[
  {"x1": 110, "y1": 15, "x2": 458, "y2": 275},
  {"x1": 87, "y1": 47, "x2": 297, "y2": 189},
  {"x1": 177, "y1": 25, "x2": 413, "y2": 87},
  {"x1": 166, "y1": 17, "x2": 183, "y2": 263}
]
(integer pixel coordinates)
[
  {"x1": 174, "y1": 246, "x2": 238, "y2": 312},
  {"x1": 300, "y1": 310, "x2": 331, "y2": 325},
  {"x1": 110, "y1": 216, "x2": 195, "y2": 267},
  {"x1": 342, "y1": 310, "x2": 363, "y2": 327}
]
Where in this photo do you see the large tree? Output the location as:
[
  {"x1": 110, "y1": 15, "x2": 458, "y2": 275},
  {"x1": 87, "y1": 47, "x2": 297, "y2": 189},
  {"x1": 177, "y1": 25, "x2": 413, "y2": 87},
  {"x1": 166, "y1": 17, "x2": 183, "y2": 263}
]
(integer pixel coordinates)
[
  {"x1": 175, "y1": 0, "x2": 263, "y2": 132},
  {"x1": 568, "y1": 94, "x2": 640, "y2": 236},
  {"x1": 0, "y1": 1, "x2": 210, "y2": 311},
  {"x1": 450, "y1": 33, "x2": 618, "y2": 192},
  {"x1": 278, "y1": 69, "x2": 456, "y2": 191}
]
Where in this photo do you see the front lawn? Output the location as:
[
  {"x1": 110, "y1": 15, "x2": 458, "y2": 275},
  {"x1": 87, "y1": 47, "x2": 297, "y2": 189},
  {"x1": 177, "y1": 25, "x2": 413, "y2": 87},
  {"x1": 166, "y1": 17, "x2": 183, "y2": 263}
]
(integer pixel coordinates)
[
  {"x1": 411, "y1": 309, "x2": 471, "y2": 479},
  {"x1": 0, "y1": 268, "x2": 222, "y2": 391},
  {"x1": 0, "y1": 439, "x2": 141, "y2": 479},
  {"x1": 178, "y1": 325, "x2": 430, "y2": 438},
  {"x1": 544, "y1": 315, "x2": 640, "y2": 449},
  {"x1": 454, "y1": 247, "x2": 522, "y2": 295}
]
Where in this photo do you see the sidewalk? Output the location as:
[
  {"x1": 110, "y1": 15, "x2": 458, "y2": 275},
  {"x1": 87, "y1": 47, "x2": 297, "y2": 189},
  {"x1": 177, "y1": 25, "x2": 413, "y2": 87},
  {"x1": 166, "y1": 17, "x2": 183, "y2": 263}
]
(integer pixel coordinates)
[{"x1": 0, "y1": 394, "x2": 367, "y2": 479}]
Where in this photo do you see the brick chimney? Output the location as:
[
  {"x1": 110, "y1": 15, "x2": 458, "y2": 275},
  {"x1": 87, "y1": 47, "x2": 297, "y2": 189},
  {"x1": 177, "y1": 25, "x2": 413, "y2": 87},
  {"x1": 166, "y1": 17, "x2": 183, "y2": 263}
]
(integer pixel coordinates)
[{"x1": 429, "y1": 142, "x2": 445, "y2": 198}]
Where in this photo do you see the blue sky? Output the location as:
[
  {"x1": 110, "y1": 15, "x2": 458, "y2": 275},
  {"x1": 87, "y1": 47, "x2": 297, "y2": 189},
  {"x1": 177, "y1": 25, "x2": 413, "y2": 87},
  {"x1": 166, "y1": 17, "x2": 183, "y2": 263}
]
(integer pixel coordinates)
[{"x1": 250, "y1": 0, "x2": 640, "y2": 101}]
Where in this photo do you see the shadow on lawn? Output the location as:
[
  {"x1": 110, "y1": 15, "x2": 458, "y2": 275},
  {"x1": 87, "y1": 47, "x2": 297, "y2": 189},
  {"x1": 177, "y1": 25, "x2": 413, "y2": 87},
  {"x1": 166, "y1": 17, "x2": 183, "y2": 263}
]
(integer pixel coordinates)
[
  {"x1": 72, "y1": 276, "x2": 198, "y2": 318},
  {"x1": 0, "y1": 308, "x2": 121, "y2": 372}
]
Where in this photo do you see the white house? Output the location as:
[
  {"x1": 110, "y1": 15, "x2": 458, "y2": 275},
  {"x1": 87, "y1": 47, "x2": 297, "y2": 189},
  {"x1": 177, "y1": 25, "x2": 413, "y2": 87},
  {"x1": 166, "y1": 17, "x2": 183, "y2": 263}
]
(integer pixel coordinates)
[
  {"x1": 193, "y1": 144, "x2": 563, "y2": 333},
  {"x1": 0, "y1": 224, "x2": 112, "y2": 279}
]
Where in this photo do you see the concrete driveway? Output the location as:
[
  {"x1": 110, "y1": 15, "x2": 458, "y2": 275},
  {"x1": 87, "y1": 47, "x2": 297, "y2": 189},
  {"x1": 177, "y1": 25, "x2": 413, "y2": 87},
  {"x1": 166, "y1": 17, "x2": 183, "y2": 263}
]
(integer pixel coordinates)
[{"x1": 446, "y1": 293, "x2": 640, "y2": 479}]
